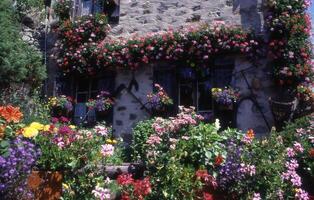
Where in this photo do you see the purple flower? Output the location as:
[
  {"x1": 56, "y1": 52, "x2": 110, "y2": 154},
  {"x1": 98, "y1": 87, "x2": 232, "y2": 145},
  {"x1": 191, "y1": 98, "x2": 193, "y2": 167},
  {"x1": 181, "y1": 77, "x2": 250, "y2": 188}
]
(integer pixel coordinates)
[{"x1": 0, "y1": 137, "x2": 40, "y2": 198}]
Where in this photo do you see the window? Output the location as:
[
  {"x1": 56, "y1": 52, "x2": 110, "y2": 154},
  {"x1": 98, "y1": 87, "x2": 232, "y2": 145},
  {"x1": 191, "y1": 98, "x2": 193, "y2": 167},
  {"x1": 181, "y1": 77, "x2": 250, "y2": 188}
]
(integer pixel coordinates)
[
  {"x1": 73, "y1": 74, "x2": 115, "y2": 125},
  {"x1": 74, "y1": 0, "x2": 120, "y2": 23},
  {"x1": 154, "y1": 60, "x2": 234, "y2": 121}
]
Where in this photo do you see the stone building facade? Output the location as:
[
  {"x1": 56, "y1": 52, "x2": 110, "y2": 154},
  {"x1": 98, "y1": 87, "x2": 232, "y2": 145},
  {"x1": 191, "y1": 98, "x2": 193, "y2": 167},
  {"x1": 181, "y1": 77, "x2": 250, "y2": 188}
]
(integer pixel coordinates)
[{"x1": 46, "y1": 0, "x2": 275, "y2": 142}]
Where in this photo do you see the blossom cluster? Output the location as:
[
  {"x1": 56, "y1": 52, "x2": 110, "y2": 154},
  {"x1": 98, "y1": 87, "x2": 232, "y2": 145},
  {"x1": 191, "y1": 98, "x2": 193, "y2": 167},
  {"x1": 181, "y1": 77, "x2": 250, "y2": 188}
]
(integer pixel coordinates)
[
  {"x1": 56, "y1": 23, "x2": 260, "y2": 74},
  {"x1": 0, "y1": 105, "x2": 23, "y2": 140},
  {"x1": 146, "y1": 84, "x2": 173, "y2": 110},
  {"x1": 212, "y1": 87, "x2": 239, "y2": 106},
  {"x1": 0, "y1": 137, "x2": 40, "y2": 199},
  {"x1": 117, "y1": 174, "x2": 152, "y2": 200},
  {"x1": 281, "y1": 141, "x2": 309, "y2": 200}
]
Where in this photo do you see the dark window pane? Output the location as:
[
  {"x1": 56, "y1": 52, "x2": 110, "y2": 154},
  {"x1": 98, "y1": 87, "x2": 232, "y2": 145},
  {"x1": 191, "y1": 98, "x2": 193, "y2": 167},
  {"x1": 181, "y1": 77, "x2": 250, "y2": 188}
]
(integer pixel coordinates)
[
  {"x1": 214, "y1": 67, "x2": 233, "y2": 88},
  {"x1": 198, "y1": 81, "x2": 212, "y2": 111},
  {"x1": 179, "y1": 84, "x2": 194, "y2": 107},
  {"x1": 77, "y1": 93, "x2": 88, "y2": 103},
  {"x1": 77, "y1": 80, "x2": 89, "y2": 92}
]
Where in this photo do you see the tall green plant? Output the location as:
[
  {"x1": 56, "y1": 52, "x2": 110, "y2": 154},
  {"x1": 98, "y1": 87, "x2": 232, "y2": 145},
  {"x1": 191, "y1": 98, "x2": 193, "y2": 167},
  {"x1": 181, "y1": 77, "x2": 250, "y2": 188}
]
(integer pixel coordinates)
[{"x1": 0, "y1": 0, "x2": 46, "y2": 85}]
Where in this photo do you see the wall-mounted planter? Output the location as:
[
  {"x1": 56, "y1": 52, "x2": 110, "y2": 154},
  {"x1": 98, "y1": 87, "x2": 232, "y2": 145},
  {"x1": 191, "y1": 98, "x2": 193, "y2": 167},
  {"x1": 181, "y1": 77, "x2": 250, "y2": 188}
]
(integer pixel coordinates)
[
  {"x1": 27, "y1": 171, "x2": 63, "y2": 200},
  {"x1": 269, "y1": 97, "x2": 297, "y2": 130}
]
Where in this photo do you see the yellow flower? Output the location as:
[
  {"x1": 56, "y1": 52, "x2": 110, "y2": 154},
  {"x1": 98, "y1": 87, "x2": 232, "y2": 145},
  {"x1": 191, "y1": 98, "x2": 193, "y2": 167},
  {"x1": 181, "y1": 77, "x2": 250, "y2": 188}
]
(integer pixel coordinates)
[
  {"x1": 69, "y1": 125, "x2": 76, "y2": 129},
  {"x1": 62, "y1": 183, "x2": 70, "y2": 190},
  {"x1": 30, "y1": 122, "x2": 44, "y2": 131},
  {"x1": 43, "y1": 125, "x2": 50, "y2": 132},
  {"x1": 23, "y1": 127, "x2": 39, "y2": 138},
  {"x1": 106, "y1": 139, "x2": 117, "y2": 144}
]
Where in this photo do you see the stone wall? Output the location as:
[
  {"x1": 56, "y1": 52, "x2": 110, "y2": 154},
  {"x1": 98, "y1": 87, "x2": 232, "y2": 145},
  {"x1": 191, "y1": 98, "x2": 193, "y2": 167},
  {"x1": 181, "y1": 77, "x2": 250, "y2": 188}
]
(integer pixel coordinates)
[
  {"x1": 111, "y1": 0, "x2": 264, "y2": 37},
  {"x1": 113, "y1": 66, "x2": 153, "y2": 142},
  {"x1": 112, "y1": 56, "x2": 275, "y2": 142}
]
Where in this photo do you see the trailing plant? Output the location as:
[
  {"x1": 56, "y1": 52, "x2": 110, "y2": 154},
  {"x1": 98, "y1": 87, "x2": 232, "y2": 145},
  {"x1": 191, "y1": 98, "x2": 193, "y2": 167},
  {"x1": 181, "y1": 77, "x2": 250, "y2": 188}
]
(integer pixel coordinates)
[{"x1": 211, "y1": 87, "x2": 239, "y2": 106}]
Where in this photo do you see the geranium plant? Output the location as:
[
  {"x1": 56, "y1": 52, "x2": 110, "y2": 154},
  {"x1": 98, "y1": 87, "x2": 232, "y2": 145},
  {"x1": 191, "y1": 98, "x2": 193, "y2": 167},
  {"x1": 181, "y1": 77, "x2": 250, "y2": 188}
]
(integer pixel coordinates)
[
  {"x1": 212, "y1": 87, "x2": 239, "y2": 106},
  {"x1": 86, "y1": 91, "x2": 115, "y2": 112}
]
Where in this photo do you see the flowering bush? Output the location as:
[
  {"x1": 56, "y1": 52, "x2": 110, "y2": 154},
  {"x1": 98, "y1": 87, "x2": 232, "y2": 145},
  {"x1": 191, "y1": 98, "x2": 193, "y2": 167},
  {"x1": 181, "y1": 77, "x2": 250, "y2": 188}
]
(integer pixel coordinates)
[
  {"x1": 55, "y1": 23, "x2": 261, "y2": 74},
  {"x1": 53, "y1": 0, "x2": 72, "y2": 21},
  {"x1": 29, "y1": 119, "x2": 123, "y2": 199},
  {"x1": 146, "y1": 84, "x2": 173, "y2": 110},
  {"x1": 55, "y1": 14, "x2": 109, "y2": 74},
  {"x1": 212, "y1": 87, "x2": 239, "y2": 106},
  {"x1": 48, "y1": 95, "x2": 74, "y2": 114},
  {"x1": 86, "y1": 91, "x2": 115, "y2": 112},
  {"x1": 132, "y1": 106, "x2": 248, "y2": 199}
]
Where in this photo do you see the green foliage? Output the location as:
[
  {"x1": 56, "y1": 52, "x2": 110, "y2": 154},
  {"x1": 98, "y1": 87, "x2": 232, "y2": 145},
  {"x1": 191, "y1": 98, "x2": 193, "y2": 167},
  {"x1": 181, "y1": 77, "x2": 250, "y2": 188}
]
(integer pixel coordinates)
[
  {"x1": 132, "y1": 119, "x2": 155, "y2": 161},
  {"x1": 15, "y1": 0, "x2": 45, "y2": 12},
  {"x1": 0, "y1": 0, "x2": 46, "y2": 85}
]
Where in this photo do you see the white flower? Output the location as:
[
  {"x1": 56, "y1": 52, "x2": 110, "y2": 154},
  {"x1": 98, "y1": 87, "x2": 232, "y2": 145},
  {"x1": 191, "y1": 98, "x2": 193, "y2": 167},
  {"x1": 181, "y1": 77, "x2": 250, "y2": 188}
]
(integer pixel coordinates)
[{"x1": 214, "y1": 119, "x2": 221, "y2": 130}]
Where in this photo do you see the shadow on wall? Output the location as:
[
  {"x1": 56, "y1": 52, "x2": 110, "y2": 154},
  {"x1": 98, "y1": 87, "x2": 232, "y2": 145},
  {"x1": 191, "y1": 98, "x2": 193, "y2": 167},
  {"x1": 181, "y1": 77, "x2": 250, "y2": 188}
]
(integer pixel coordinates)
[{"x1": 233, "y1": 0, "x2": 262, "y2": 33}]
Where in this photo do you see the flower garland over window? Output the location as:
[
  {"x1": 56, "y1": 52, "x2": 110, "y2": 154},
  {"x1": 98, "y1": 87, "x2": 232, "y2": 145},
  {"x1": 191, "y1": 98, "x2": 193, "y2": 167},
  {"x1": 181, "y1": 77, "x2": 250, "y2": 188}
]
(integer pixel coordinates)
[{"x1": 54, "y1": 21, "x2": 262, "y2": 74}]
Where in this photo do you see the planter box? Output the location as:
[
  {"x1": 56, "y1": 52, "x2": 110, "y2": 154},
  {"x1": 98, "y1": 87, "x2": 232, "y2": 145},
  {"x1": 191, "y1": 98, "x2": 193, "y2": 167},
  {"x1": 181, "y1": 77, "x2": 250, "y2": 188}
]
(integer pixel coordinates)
[{"x1": 27, "y1": 171, "x2": 63, "y2": 200}]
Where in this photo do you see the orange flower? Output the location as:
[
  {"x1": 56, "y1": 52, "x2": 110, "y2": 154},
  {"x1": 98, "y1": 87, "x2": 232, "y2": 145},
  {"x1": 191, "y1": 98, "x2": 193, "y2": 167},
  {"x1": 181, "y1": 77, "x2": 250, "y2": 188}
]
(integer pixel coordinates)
[
  {"x1": 0, "y1": 125, "x2": 5, "y2": 139},
  {"x1": 215, "y1": 154, "x2": 224, "y2": 166},
  {"x1": 246, "y1": 129, "x2": 255, "y2": 140},
  {"x1": 0, "y1": 105, "x2": 23, "y2": 123}
]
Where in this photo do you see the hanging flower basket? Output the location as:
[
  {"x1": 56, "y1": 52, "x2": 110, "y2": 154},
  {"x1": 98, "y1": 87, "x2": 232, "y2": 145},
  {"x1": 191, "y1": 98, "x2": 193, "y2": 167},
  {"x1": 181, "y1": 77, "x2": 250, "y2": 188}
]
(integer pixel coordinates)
[
  {"x1": 28, "y1": 171, "x2": 63, "y2": 200},
  {"x1": 269, "y1": 97, "x2": 297, "y2": 130}
]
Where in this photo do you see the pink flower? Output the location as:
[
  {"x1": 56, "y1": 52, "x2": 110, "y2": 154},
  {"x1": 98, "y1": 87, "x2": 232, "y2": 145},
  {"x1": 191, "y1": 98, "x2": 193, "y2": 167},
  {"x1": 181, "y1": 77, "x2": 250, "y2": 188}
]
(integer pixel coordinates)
[
  {"x1": 293, "y1": 142, "x2": 304, "y2": 153},
  {"x1": 101, "y1": 144, "x2": 114, "y2": 157},
  {"x1": 146, "y1": 134, "x2": 162, "y2": 145}
]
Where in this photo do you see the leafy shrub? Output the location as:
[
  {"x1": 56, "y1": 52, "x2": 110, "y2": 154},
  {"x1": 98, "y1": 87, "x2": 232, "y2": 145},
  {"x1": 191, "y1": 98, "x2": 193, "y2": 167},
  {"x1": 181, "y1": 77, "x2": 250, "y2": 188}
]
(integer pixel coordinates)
[{"x1": 0, "y1": 0, "x2": 46, "y2": 85}]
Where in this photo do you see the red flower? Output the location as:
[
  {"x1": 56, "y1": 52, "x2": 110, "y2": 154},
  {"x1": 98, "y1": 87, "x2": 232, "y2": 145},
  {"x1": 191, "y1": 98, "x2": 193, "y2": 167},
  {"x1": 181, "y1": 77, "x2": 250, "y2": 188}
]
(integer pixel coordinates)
[
  {"x1": 117, "y1": 174, "x2": 134, "y2": 186},
  {"x1": 215, "y1": 154, "x2": 224, "y2": 166},
  {"x1": 203, "y1": 192, "x2": 214, "y2": 200},
  {"x1": 133, "y1": 177, "x2": 152, "y2": 197}
]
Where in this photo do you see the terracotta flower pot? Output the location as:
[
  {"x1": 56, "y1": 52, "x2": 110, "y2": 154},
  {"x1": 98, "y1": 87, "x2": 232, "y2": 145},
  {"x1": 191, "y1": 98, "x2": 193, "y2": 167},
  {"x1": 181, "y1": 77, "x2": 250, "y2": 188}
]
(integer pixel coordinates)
[{"x1": 28, "y1": 171, "x2": 63, "y2": 200}]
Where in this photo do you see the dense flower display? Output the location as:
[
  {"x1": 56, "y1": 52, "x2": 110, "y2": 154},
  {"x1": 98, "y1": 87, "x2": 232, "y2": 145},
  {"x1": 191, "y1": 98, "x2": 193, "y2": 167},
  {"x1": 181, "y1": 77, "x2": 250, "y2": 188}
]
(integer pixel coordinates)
[
  {"x1": 212, "y1": 87, "x2": 239, "y2": 106},
  {"x1": 86, "y1": 91, "x2": 115, "y2": 112},
  {"x1": 266, "y1": 0, "x2": 313, "y2": 82},
  {"x1": 55, "y1": 22, "x2": 261, "y2": 74}
]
